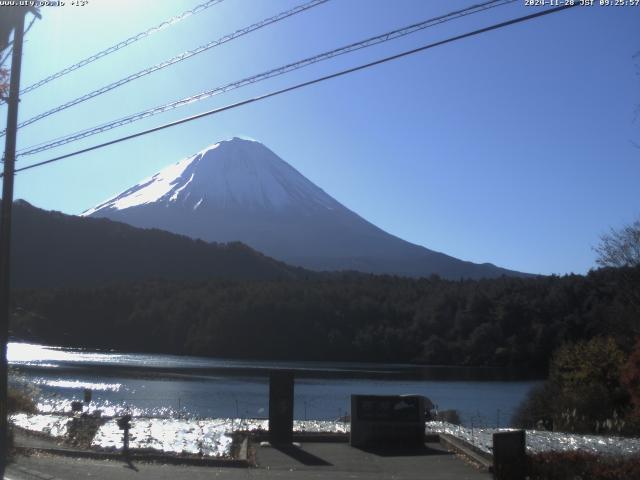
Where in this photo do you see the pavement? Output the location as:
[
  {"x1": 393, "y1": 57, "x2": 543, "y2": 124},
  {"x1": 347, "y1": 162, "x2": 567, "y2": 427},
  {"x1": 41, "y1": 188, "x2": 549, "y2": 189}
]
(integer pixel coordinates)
[
  {"x1": 11, "y1": 429, "x2": 78, "y2": 453},
  {"x1": 4, "y1": 440, "x2": 491, "y2": 480}
]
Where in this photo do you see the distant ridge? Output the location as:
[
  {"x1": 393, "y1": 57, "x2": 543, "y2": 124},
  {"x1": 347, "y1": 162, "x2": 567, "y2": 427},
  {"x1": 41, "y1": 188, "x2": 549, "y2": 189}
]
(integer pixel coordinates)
[
  {"x1": 85, "y1": 137, "x2": 529, "y2": 280},
  {"x1": 9, "y1": 200, "x2": 304, "y2": 289}
]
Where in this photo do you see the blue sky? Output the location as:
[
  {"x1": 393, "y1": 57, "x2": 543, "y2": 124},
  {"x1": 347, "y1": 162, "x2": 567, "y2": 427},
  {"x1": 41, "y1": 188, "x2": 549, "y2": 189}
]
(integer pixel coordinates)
[{"x1": 2, "y1": 0, "x2": 639, "y2": 275}]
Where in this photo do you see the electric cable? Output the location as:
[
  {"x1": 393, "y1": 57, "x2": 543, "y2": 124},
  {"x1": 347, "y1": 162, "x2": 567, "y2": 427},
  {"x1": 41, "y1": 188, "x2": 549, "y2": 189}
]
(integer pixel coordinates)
[
  {"x1": 15, "y1": 0, "x2": 515, "y2": 156},
  {"x1": 18, "y1": 0, "x2": 226, "y2": 96},
  {"x1": 3, "y1": 0, "x2": 329, "y2": 134},
  {"x1": 8, "y1": 3, "x2": 578, "y2": 177}
]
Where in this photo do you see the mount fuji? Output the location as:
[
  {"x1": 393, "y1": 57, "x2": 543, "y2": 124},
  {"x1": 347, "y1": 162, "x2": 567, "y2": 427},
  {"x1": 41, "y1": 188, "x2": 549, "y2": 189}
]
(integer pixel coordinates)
[{"x1": 84, "y1": 137, "x2": 524, "y2": 279}]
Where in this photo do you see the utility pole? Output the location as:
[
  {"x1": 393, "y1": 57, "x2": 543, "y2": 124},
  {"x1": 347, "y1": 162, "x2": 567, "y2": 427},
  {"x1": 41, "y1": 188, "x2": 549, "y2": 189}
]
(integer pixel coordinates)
[{"x1": 0, "y1": 8, "x2": 26, "y2": 475}]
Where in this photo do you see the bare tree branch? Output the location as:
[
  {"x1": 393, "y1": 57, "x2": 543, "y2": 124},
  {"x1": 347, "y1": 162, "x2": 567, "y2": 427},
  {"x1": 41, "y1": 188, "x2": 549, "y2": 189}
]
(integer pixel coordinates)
[
  {"x1": 595, "y1": 218, "x2": 640, "y2": 315},
  {"x1": 595, "y1": 219, "x2": 640, "y2": 269}
]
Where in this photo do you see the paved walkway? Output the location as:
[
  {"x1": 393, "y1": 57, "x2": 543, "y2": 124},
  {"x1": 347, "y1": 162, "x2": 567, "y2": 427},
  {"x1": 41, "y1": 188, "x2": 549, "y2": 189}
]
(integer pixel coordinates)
[
  {"x1": 5, "y1": 441, "x2": 490, "y2": 480},
  {"x1": 11, "y1": 429, "x2": 75, "y2": 452}
]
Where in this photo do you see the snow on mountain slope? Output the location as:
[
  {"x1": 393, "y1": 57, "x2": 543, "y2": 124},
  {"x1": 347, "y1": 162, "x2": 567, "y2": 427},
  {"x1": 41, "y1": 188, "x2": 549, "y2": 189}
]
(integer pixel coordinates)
[
  {"x1": 84, "y1": 138, "x2": 339, "y2": 216},
  {"x1": 84, "y1": 137, "x2": 526, "y2": 279}
]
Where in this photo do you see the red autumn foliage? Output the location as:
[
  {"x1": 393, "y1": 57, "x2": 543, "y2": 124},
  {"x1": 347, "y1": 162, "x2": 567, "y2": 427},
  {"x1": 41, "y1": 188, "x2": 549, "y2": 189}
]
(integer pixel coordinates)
[
  {"x1": 528, "y1": 451, "x2": 640, "y2": 480},
  {"x1": 621, "y1": 337, "x2": 640, "y2": 419}
]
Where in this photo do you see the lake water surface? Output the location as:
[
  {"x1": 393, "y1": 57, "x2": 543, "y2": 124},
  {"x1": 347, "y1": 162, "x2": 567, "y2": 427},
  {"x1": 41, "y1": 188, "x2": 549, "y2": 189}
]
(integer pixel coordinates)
[{"x1": 8, "y1": 342, "x2": 541, "y2": 427}]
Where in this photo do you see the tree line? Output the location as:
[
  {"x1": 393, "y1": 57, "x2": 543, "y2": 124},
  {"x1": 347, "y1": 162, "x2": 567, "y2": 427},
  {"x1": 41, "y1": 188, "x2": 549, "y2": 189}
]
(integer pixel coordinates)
[{"x1": 9, "y1": 265, "x2": 639, "y2": 370}]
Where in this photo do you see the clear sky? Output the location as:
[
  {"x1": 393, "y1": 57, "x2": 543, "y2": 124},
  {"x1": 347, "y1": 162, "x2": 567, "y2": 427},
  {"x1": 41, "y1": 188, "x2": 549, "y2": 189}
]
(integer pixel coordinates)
[{"x1": 2, "y1": 0, "x2": 639, "y2": 275}]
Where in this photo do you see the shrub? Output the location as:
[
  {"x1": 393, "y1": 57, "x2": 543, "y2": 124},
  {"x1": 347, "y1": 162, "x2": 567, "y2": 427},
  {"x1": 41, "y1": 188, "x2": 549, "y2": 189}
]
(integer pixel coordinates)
[
  {"x1": 527, "y1": 451, "x2": 640, "y2": 480},
  {"x1": 622, "y1": 337, "x2": 640, "y2": 419},
  {"x1": 511, "y1": 382, "x2": 556, "y2": 430},
  {"x1": 514, "y1": 337, "x2": 632, "y2": 434},
  {"x1": 8, "y1": 387, "x2": 37, "y2": 414}
]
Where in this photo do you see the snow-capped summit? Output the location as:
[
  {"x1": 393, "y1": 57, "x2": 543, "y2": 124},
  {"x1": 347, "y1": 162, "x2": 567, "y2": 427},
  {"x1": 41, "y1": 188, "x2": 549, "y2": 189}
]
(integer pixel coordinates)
[
  {"x1": 85, "y1": 137, "x2": 524, "y2": 279},
  {"x1": 83, "y1": 137, "x2": 339, "y2": 216}
]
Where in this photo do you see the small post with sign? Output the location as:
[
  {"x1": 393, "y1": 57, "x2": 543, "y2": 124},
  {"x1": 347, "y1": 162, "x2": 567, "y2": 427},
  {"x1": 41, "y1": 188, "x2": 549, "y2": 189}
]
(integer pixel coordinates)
[
  {"x1": 117, "y1": 414, "x2": 132, "y2": 457},
  {"x1": 71, "y1": 401, "x2": 83, "y2": 414}
]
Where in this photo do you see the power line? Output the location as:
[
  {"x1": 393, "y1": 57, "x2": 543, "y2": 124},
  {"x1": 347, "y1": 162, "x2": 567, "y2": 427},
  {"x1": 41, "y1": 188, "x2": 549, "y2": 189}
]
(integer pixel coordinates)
[
  {"x1": 10, "y1": 3, "x2": 578, "y2": 176},
  {"x1": 3, "y1": 0, "x2": 329, "y2": 136},
  {"x1": 16, "y1": 0, "x2": 515, "y2": 157},
  {"x1": 15, "y1": 0, "x2": 226, "y2": 97},
  {"x1": 15, "y1": 0, "x2": 512, "y2": 151}
]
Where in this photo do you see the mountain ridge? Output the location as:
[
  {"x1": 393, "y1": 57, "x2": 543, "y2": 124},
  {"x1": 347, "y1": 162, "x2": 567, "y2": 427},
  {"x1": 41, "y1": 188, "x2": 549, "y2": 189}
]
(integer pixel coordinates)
[{"x1": 8, "y1": 199, "x2": 306, "y2": 289}]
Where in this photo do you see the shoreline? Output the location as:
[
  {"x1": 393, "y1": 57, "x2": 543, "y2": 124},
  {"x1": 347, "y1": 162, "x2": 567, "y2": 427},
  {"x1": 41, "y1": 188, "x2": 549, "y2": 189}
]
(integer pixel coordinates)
[{"x1": 7, "y1": 340, "x2": 547, "y2": 381}]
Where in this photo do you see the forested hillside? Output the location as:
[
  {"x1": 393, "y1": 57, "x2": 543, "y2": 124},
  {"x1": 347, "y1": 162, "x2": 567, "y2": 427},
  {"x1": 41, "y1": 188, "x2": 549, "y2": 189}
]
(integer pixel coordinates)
[
  {"x1": 10, "y1": 266, "x2": 638, "y2": 369},
  {"x1": 8, "y1": 200, "x2": 305, "y2": 288}
]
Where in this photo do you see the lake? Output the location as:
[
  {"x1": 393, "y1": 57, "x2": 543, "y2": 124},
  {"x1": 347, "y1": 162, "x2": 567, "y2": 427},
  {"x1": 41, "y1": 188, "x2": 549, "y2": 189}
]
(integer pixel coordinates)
[{"x1": 8, "y1": 342, "x2": 541, "y2": 427}]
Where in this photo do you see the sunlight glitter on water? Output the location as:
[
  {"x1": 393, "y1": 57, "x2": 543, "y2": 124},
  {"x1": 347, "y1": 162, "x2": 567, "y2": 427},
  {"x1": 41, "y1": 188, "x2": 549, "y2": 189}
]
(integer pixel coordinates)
[
  {"x1": 426, "y1": 421, "x2": 640, "y2": 456},
  {"x1": 10, "y1": 413, "x2": 349, "y2": 458},
  {"x1": 92, "y1": 418, "x2": 235, "y2": 457},
  {"x1": 29, "y1": 390, "x2": 179, "y2": 418},
  {"x1": 91, "y1": 418, "x2": 349, "y2": 456},
  {"x1": 32, "y1": 379, "x2": 122, "y2": 391},
  {"x1": 11, "y1": 413, "x2": 69, "y2": 438},
  {"x1": 35, "y1": 397, "x2": 177, "y2": 418},
  {"x1": 8, "y1": 342, "x2": 113, "y2": 364},
  {"x1": 14, "y1": 414, "x2": 639, "y2": 458}
]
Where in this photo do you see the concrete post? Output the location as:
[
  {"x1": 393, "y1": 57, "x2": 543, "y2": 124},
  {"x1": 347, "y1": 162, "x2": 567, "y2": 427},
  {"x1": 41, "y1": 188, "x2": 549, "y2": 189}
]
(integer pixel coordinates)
[{"x1": 268, "y1": 370, "x2": 294, "y2": 444}]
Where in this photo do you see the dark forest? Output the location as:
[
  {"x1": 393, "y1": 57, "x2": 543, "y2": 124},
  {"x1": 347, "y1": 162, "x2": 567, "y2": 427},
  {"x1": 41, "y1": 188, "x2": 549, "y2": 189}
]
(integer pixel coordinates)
[{"x1": 10, "y1": 266, "x2": 639, "y2": 370}]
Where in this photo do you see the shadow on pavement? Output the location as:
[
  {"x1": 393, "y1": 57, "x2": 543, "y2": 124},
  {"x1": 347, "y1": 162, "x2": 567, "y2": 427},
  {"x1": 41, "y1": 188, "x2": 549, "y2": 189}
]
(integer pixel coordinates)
[
  {"x1": 271, "y1": 443, "x2": 333, "y2": 466},
  {"x1": 355, "y1": 443, "x2": 452, "y2": 457},
  {"x1": 123, "y1": 455, "x2": 139, "y2": 471}
]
